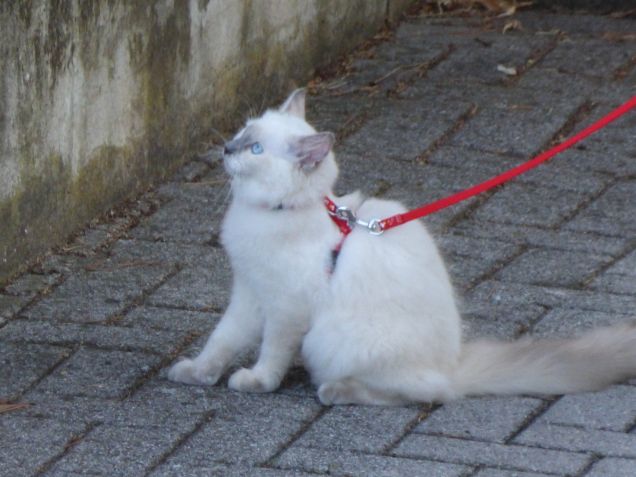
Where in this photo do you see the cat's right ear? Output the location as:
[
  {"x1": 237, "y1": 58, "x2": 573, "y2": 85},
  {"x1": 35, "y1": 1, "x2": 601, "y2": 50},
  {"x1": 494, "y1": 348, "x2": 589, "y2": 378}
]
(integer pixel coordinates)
[
  {"x1": 279, "y1": 88, "x2": 306, "y2": 119},
  {"x1": 290, "y1": 132, "x2": 335, "y2": 172}
]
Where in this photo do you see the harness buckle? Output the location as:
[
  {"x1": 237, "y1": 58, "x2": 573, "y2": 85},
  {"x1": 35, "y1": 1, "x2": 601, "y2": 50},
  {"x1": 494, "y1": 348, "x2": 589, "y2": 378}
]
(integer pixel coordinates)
[
  {"x1": 335, "y1": 206, "x2": 357, "y2": 228},
  {"x1": 334, "y1": 206, "x2": 384, "y2": 235}
]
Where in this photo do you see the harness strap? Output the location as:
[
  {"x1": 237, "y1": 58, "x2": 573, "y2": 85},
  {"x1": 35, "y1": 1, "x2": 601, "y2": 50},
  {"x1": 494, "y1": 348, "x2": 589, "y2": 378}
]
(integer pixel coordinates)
[{"x1": 325, "y1": 95, "x2": 636, "y2": 235}]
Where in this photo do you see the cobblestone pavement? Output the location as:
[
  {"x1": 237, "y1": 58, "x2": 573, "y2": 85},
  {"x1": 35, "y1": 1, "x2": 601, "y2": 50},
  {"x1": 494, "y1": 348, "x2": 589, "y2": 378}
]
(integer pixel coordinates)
[{"x1": 2, "y1": 7, "x2": 636, "y2": 477}]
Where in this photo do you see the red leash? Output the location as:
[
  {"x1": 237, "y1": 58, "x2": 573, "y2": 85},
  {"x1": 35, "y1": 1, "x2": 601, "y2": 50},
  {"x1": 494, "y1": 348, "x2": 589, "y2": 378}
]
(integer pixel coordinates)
[{"x1": 327, "y1": 96, "x2": 636, "y2": 235}]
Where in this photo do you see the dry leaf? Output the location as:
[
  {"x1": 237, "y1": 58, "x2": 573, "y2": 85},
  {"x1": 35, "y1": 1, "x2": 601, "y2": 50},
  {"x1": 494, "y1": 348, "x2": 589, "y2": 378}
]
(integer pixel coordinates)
[
  {"x1": 497, "y1": 64, "x2": 518, "y2": 76},
  {"x1": 609, "y1": 9, "x2": 636, "y2": 19},
  {"x1": 502, "y1": 19, "x2": 522, "y2": 33},
  {"x1": 434, "y1": 0, "x2": 533, "y2": 15},
  {"x1": 602, "y1": 32, "x2": 636, "y2": 42},
  {"x1": 0, "y1": 401, "x2": 30, "y2": 414}
]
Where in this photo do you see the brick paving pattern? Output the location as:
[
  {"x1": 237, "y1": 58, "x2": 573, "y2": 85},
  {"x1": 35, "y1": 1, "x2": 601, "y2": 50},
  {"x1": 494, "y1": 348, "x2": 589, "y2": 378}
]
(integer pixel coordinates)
[{"x1": 1, "y1": 7, "x2": 635, "y2": 477}]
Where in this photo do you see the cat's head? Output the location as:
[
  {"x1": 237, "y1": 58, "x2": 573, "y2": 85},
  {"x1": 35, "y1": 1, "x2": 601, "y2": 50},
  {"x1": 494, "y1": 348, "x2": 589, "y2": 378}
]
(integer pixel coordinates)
[{"x1": 223, "y1": 89, "x2": 338, "y2": 209}]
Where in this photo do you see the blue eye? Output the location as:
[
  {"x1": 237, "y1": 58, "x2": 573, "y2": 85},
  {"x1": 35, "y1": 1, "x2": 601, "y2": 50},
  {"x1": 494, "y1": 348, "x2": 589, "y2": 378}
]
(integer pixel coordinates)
[{"x1": 250, "y1": 142, "x2": 264, "y2": 155}]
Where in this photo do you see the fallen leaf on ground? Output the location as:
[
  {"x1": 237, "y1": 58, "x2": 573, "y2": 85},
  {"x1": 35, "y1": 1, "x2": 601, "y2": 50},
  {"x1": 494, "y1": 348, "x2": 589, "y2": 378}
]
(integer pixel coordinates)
[
  {"x1": 502, "y1": 19, "x2": 522, "y2": 33},
  {"x1": 0, "y1": 401, "x2": 30, "y2": 414},
  {"x1": 497, "y1": 64, "x2": 518, "y2": 75},
  {"x1": 602, "y1": 32, "x2": 636, "y2": 42},
  {"x1": 434, "y1": 0, "x2": 533, "y2": 15},
  {"x1": 609, "y1": 9, "x2": 636, "y2": 19}
]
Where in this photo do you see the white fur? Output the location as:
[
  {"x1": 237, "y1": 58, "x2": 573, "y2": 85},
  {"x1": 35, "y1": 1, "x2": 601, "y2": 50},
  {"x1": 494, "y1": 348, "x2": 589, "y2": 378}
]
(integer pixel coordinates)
[{"x1": 169, "y1": 89, "x2": 636, "y2": 405}]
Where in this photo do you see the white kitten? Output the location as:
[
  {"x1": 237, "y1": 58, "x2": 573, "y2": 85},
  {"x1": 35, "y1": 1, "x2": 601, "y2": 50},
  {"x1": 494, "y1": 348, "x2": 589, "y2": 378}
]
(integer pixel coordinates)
[{"x1": 169, "y1": 89, "x2": 636, "y2": 405}]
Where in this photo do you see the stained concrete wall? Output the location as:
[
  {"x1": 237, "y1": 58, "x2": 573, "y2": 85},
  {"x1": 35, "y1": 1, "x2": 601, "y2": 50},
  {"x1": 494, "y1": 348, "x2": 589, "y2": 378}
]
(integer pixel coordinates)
[{"x1": 0, "y1": 0, "x2": 413, "y2": 284}]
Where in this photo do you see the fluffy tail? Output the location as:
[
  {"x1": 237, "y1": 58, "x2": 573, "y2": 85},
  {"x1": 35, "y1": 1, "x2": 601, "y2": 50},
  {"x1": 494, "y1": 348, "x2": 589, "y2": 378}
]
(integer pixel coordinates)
[{"x1": 453, "y1": 321, "x2": 636, "y2": 397}]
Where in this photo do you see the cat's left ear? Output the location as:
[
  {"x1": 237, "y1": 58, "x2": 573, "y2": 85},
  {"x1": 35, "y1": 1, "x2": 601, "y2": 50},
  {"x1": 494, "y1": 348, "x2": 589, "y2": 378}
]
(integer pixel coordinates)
[
  {"x1": 279, "y1": 88, "x2": 306, "y2": 119},
  {"x1": 290, "y1": 132, "x2": 335, "y2": 171}
]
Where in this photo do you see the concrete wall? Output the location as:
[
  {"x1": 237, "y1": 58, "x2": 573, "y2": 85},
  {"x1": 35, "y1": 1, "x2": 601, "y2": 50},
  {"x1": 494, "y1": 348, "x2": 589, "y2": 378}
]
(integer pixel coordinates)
[{"x1": 0, "y1": 0, "x2": 413, "y2": 285}]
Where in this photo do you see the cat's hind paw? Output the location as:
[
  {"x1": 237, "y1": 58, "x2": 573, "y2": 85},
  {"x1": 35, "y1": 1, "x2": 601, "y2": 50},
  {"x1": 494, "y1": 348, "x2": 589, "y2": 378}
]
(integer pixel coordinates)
[
  {"x1": 167, "y1": 358, "x2": 221, "y2": 386},
  {"x1": 317, "y1": 381, "x2": 352, "y2": 405},
  {"x1": 228, "y1": 368, "x2": 277, "y2": 393}
]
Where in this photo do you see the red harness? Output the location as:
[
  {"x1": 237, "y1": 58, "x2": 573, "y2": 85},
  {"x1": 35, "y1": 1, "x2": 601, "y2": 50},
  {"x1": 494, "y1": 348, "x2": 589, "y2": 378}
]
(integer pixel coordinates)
[{"x1": 326, "y1": 96, "x2": 636, "y2": 238}]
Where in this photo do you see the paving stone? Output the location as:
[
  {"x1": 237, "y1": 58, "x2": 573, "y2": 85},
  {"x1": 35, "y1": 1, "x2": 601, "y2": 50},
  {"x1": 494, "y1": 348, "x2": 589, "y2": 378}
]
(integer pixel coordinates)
[
  {"x1": 164, "y1": 392, "x2": 320, "y2": 467},
  {"x1": 126, "y1": 379, "x2": 228, "y2": 415},
  {"x1": 532, "y1": 307, "x2": 634, "y2": 338},
  {"x1": 121, "y1": 305, "x2": 219, "y2": 333},
  {"x1": 517, "y1": 65, "x2": 601, "y2": 97},
  {"x1": 452, "y1": 220, "x2": 628, "y2": 256},
  {"x1": 593, "y1": 84, "x2": 636, "y2": 118},
  {"x1": 471, "y1": 182, "x2": 592, "y2": 228},
  {"x1": 392, "y1": 434, "x2": 591, "y2": 475},
  {"x1": 329, "y1": 40, "x2": 450, "y2": 95},
  {"x1": 461, "y1": 302, "x2": 547, "y2": 340},
  {"x1": 585, "y1": 457, "x2": 636, "y2": 477},
  {"x1": 514, "y1": 422, "x2": 636, "y2": 458},
  {"x1": 36, "y1": 253, "x2": 100, "y2": 276},
  {"x1": 275, "y1": 446, "x2": 469, "y2": 477},
  {"x1": 43, "y1": 470, "x2": 102, "y2": 477},
  {"x1": 19, "y1": 395, "x2": 119, "y2": 429},
  {"x1": 472, "y1": 469, "x2": 552, "y2": 477},
  {"x1": 341, "y1": 95, "x2": 473, "y2": 162},
  {"x1": 24, "y1": 264, "x2": 174, "y2": 323},
  {"x1": 514, "y1": 11, "x2": 636, "y2": 37},
  {"x1": 292, "y1": 404, "x2": 422, "y2": 453},
  {"x1": 427, "y1": 145, "x2": 613, "y2": 194},
  {"x1": 306, "y1": 94, "x2": 379, "y2": 134},
  {"x1": 0, "y1": 294, "x2": 30, "y2": 320},
  {"x1": 415, "y1": 396, "x2": 545, "y2": 443},
  {"x1": 3, "y1": 272, "x2": 60, "y2": 297},
  {"x1": 0, "y1": 342, "x2": 71, "y2": 399},
  {"x1": 396, "y1": 17, "x2": 488, "y2": 47},
  {"x1": 66, "y1": 226, "x2": 115, "y2": 256},
  {"x1": 547, "y1": 126, "x2": 636, "y2": 180},
  {"x1": 0, "y1": 416, "x2": 86, "y2": 477},
  {"x1": 537, "y1": 386, "x2": 636, "y2": 432},
  {"x1": 129, "y1": 180, "x2": 229, "y2": 244},
  {"x1": 111, "y1": 239, "x2": 229, "y2": 269},
  {"x1": 47, "y1": 424, "x2": 196, "y2": 477},
  {"x1": 494, "y1": 247, "x2": 613, "y2": 288},
  {"x1": 150, "y1": 462, "x2": 315, "y2": 477},
  {"x1": 538, "y1": 38, "x2": 636, "y2": 80},
  {"x1": 426, "y1": 34, "x2": 553, "y2": 86},
  {"x1": 435, "y1": 233, "x2": 522, "y2": 290},
  {"x1": 0, "y1": 320, "x2": 188, "y2": 355},
  {"x1": 148, "y1": 265, "x2": 231, "y2": 311},
  {"x1": 470, "y1": 280, "x2": 636, "y2": 315},
  {"x1": 448, "y1": 89, "x2": 584, "y2": 158},
  {"x1": 30, "y1": 347, "x2": 161, "y2": 399},
  {"x1": 21, "y1": 383, "x2": 216, "y2": 434},
  {"x1": 565, "y1": 180, "x2": 636, "y2": 236},
  {"x1": 438, "y1": 233, "x2": 521, "y2": 264},
  {"x1": 589, "y1": 249, "x2": 636, "y2": 295},
  {"x1": 591, "y1": 272, "x2": 636, "y2": 296}
]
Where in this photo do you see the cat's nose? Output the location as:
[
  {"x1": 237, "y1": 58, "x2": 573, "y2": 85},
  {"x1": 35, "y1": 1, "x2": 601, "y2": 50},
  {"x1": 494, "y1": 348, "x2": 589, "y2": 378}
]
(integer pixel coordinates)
[{"x1": 223, "y1": 141, "x2": 237, "y2": 155}]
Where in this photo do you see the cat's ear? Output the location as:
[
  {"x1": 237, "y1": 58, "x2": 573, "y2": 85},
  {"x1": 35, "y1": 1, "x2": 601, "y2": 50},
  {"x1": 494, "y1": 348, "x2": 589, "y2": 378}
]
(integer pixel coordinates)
[
  {"x1": 290, "y1": 132, "x2": 335, "y2": 171},
  {"x1": 279, "y1": 88, "x2": 306, "y2": 119}
]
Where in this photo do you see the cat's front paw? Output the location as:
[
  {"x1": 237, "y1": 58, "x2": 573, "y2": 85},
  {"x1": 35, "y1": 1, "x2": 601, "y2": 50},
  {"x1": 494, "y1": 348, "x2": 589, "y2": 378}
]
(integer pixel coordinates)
[
  {"x1": 167, "y1": 358, "x2": 221, "y2": 386},
  {"x1": 228, "y1": 368, "x2": 277, "y2": 393}
]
